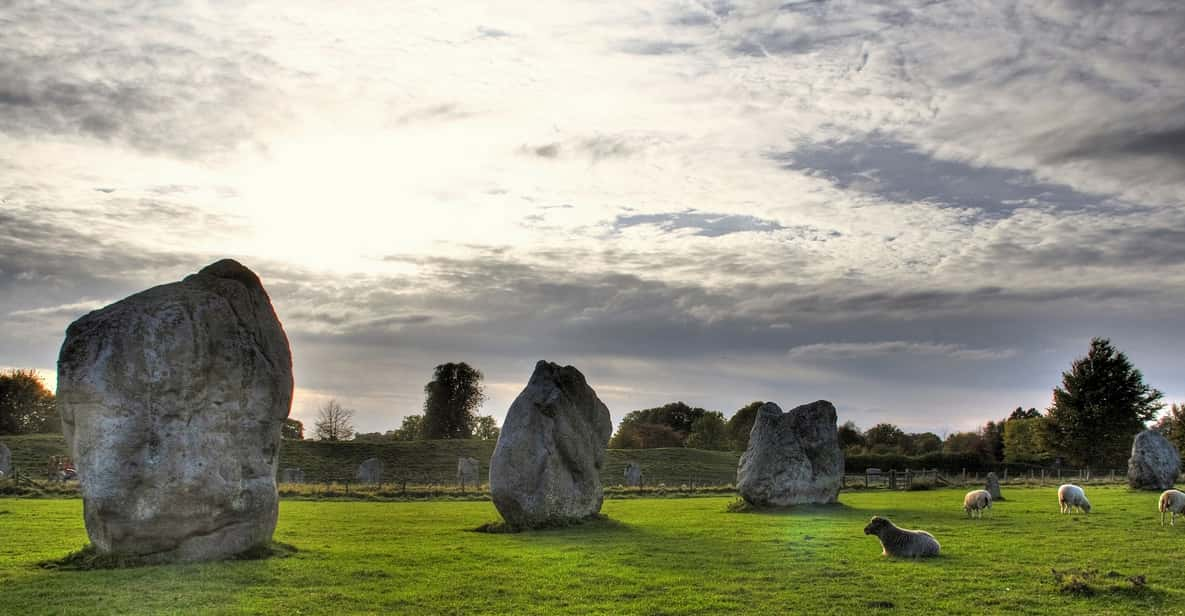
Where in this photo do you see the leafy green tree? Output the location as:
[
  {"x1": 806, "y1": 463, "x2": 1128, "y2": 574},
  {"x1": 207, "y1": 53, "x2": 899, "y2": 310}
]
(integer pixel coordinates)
[
  {"x1": 0, "y1": 369, "x2": 57, "y2": 434},
  {"x1": 838, "y1": 420, "x2": 865, "y2": 451},
  {"x1": 1003, "y1": 416, "x2": 1049, "y2": 464},
  {"x1": 474, "y1": 415, "x2": 500, "y2": 441},
  {"x1": 1045, "y1": 338, "x2": 1164, "y2": 467},
  {"x1": 1009, "y1": 406, "x2": 1040, "y2": 420},
  {"x1": 687, "y1": 411, "x2": 729, "y2": 450},
  {"x1": 391, "y1": 415, "x2": 424, "y2": 441},
  {"x1": 981, "y1": 420, "x2": 1005, "y2": 463},
  {"x1": 610, "y1": 402, "x2": 712, "y2": 448},
  {"x1": 422, "y1": 362, "x2": 486, "y2": 439},
  {"x1": 906, "y1": 432, "x2": 943, "y2": 455},
  {"x1": 282, "y1": 418, "x2": 304, "y2": 440},
  {"x1": 726, "y1": 401, "x2": 764, "y2": 451},
  {"x1": 610, "y1": 422, "x2": 684, "y2": 449},
  {"x1": 1151, "y1": 403, "x2": 1185, "y2": 453},
  {"x1": 943, "y1": 431, "x2": 985, "y2": 456},
  {"x1": 864, "y1": 423, "x2": 906, "y2": 453}
]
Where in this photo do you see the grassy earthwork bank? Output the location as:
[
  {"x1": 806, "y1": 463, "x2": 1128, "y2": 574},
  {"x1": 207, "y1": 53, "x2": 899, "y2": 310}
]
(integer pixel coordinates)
[{"x1": 2, "y1": 486, "x2": 1183, "y2": 614}]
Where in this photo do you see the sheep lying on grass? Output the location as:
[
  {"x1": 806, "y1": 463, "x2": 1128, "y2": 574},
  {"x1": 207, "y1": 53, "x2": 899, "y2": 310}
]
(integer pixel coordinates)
[
  {"x1": 863, "y1": 516, "x2": 940, "y2": 558},
  {"x1": 963, "y1": 489, "x2": 993, "y2": 519},
  {"x1": 1160, "y1": 489, "x2": 1185, "y2": 526},
  {"x1": 1058, "y1": 484, "x2": 1091, "y2": 514}
]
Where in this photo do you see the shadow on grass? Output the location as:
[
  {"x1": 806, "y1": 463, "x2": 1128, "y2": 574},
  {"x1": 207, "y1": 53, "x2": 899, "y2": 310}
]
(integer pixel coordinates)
[
  {"x1": 38, "y1": 541, "x2": 298, "y2": 571},
  {"x1": 725, "y1": 498, "x2": 854, "y2": 515},
  {"x1": 471, "y1": 513, "x2": 629, "y2": 534}
]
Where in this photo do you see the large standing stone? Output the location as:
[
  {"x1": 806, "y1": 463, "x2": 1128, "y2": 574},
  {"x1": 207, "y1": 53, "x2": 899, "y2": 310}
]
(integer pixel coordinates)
[
  {"x1": 985, "y1": 472, "x2": 1003, "y2": 501},
  {"x1": 624, "y1": 462, "x2": 642, "y2": 487},
  {"x1": 1128, "y1": 430, "x2": 1181, "y2": 490},
  {"x1": 56, "y1": 259, "x2": 292, "y2": 563},
  {"x1": 356, "y1": 458, "x2": 384, "y2": 484},
  {"x1": 489, "y1": 361, "x2": 612, "y2": 528},
  {"x1": 457, "y1": 457, "x2": 480, "y2": 488},
  {"x1": 737, "y1": 401, "x2": 843, "y2": 507},
  {"x1": 0, "y1": 441, "x2": 10, "y2": 476}
]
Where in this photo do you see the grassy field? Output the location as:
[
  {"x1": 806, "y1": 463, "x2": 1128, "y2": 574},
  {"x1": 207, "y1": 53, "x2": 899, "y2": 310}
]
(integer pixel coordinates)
[{"x1": 2, "y1": 486, "x2": 1182, "y2": 614}]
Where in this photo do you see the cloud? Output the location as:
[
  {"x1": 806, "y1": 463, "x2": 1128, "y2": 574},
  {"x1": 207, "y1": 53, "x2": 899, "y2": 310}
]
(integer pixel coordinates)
[
  {"x1": 613, "y1": 210, "x2": 787, "y2": 237},
  {"x1": 786, "y1": 341, "x2": 1018, "y2": 361}
]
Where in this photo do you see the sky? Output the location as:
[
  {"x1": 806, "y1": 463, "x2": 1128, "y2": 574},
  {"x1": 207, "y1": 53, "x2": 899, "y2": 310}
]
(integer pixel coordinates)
[{"x1": 1, "y1": 0, "x2": 1182, "y2": 437}]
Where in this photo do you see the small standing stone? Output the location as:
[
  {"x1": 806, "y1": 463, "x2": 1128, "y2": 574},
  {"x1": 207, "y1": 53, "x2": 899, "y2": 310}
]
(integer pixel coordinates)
[
  {"x1": 356, "y1": 458, "x2": 384, "y2": 484},
  {"x1": 985, "y1": 472, "x2": 1003, "y2": 501},
  {"x1": 0, "y1": 441, "x2": 11, "y2": 476},
  {"x1": 1129, "y1": 430, "x2": 1181, "y2": 490},
  {"x1": 457, "y1": 456, "x2": 480, "y2": 488},
  {"x1": 624, "y1": 462, "x2": 642, "y2": 487}
]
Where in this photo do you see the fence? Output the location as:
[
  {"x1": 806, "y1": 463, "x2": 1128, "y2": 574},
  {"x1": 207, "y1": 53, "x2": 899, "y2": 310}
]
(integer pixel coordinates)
[{"x1": 843, "y1": 466, "x2": 1135, "y2": 490}]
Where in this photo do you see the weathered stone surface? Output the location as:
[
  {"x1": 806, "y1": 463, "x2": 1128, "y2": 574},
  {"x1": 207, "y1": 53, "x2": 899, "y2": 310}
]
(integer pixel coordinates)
[
  {"x1": 0, "y1": 441, "x2": 10, "y2": 476},
  {"x1": 489, "y1": 361, "x2": 612, "y2": 528},
  {"x1": 985, "y1": 472, "x2": 1003, "y2": 501},
  {"x1": 280, "y1": 467, "x2": 305, "y2": 484},
  {"x1": 457, "y1": 456, "x2": 480, "y2": 487},
  {"x1": 737, "y1": 401, "x2": 843, "y2": 507},
  {"x1": 356, "y1": 458, "x2": 384, "y2": 483},
  {"x1": 624, "y1": 462, "x2": 642, "y2": 487},
  {"x1": 57, "y1": 259, "x2": 292, "y2": 563},
  {"x1": 1129, "y1": 430, "x2": 1181, "y2": 490}
]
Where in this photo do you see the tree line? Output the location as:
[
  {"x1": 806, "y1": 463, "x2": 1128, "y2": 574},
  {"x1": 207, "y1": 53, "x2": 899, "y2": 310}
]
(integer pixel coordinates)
[{"x1": 609, "y1": 338, "x2": 1168, "y2": 469}]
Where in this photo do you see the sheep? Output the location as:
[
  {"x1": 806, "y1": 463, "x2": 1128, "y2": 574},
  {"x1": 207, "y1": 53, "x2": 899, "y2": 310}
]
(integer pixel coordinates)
[
  {"x1": 863, "y1": 516, "x2": 940, "y2": 558},
  {"x1": 963, "y1": 489, "x2": 993, "y2": 519},
  {"x1": 1057, "y1": 484, "x2": 1091, "y2": 514},
  {"x1": 1160, "y1": 489, "x2": 1185, "y2": 526}
]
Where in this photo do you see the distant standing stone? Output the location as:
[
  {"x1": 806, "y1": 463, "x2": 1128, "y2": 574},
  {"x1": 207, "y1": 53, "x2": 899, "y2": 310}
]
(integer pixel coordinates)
[
  {"x1": 737, "y1": 401, "x2": 843, "y2": 507},
  {"x1": 457, "y1": 456, "x2": 480, "y2": 488},
  {"x1": 0, "y1": 441, "x2": 10, "y2": 476},
  {"x1": 489, "y1": 361, "x2": 612, "y2": 528},
  {"x1": 624, "y1": 462, "x2": 642, "y2": 487},
  {"x1": 985, "y1": 472, "x2": 1003, "y2": 501},
  {"x1": 280, "y1": 467, "x2": 305, "y2": 484},
  {"x1": 1129, "y1": 430, "x2": 1181, "y2": 490},
  {"x1": 356, "y1": 458, "x2": 384, "y2": 484},
  {"x1": 57, "y1": 259, "x2": 293, "y2": 563}
]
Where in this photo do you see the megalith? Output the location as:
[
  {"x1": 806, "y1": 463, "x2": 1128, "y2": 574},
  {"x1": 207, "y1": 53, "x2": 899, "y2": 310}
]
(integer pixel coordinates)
[
  {"x1": 736, "y1": 401, "x2": 843, "y2": 507},
  {"x1": 1129, "y1": 430, "x2": 1181, "y2": 490}
]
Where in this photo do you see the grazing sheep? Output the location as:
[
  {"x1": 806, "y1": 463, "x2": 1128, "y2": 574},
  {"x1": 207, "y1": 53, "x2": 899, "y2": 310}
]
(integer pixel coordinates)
[
  {"x1": 863, "y1": 516, "x2": 940, "y2": 558},
  {"x1": 963, "y1": 489, "x2": 993, "y2": 519},
  {"x1": 1160, "y1": 489, "x2": 1185, "y2": 526},
  {"x1": 1058, "y1": 484, "x2": 1091, "y2": 514}
]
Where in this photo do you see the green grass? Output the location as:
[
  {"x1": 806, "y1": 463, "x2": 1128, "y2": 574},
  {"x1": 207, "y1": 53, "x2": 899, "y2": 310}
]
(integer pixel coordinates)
[{"x1": 2, "y1": 486, "x2": 1183, "y2": 614}]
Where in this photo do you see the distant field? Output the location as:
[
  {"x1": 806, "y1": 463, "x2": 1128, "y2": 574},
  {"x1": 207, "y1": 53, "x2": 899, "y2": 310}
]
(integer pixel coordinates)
[
  {"x1": 1, "y1": 434, "x2": 741, "y2": 486},
  {"x1": 2, "y1": 487, "x2": 1181, "y2": 614}
]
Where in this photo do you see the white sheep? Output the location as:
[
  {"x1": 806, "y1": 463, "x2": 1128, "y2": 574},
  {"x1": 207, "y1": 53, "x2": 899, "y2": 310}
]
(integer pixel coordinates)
[
  {"x1": 1160, "y1": 489, "x2": 1185, "y2": 526},
  {"x1": 863, "y1": 516, "x2": 940, "y2": 558},
  {"x1": 1057, "y1": 484, "x2": 1091, "y2": 514},
  {"x1": 963, "y1": 489, "x2": 993, "y2": 519}
]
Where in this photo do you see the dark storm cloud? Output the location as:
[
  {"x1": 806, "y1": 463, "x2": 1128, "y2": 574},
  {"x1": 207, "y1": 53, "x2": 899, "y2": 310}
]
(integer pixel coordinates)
[
  {"x1": 613, "y1": 210, "x2": 787, "y2": 237},
  {"x1": 772, "y1": 137, "x2": 1113, "y2": 218},
  {"x1": 0, "y1": 2, "x2": 286, "y2": 158}
]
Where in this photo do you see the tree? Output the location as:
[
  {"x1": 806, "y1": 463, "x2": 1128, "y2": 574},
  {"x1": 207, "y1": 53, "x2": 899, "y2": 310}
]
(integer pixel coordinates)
[
  {"x1": 392, "y1": 415, "x2": 425, "y2": 441},
  {"x1": 0, "y1": 369, "x2": 57, "y2": 434},
  {"x1": 422, "y1": 362, "x2": 486, "y2": 439},
  {"x1": 609, "y1": 422, "x2": 684, "y2": 449},
  {"x1": 687, "y1": 411, "x2": 729, "y2": 450},
  {"x1": 282, "y1": 418, "x2": 304, "y2": 440},
  {"x1": 1004, "y1": 416, "x2": 1049, "y2": 464},
  {"x1": 1009, "y1": 406, "x2": 1041, "y2": 420},
  {"x1": 864, "y1": 423, "x2": 906, "y2": 453},
  {"x1": 610, "y1": 401, "x2": 711, "y2": 449},
  {"x1": 727, "y1": 401, "x2": 764, "y2": 451},
  {"x1": 981, "y1": 420, "x2": 1005, "y2": 463},
  {"x1": 1045, "y1": 338, "x2": 1164, "y2": 467},
  {"x1": 906, "y1": 432, "x2": 943, "y2": 455},
  {"x1": 474, "y1": 415, "x2": 500, "y2": 441},
  {"x1": 1152, "y1": 403, "x2": 1185, "y2": 453},
  {"x1": 943, "y1": 431, "x2": 985, "y2": 456},
  {"x1": 313, "y1": 399, "x2": 355, "y2": 441},
  {"x1": 838, "y1": 420, "x2": 865, "y2": 451}
]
